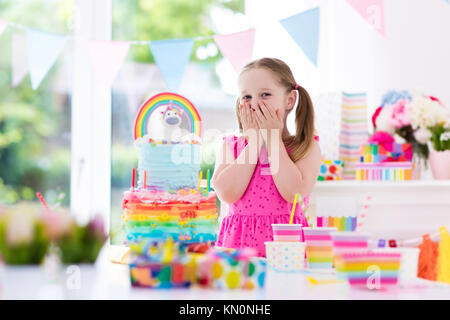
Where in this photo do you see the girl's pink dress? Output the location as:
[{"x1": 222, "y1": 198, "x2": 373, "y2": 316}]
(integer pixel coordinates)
[{"x1": 216, "y1": 135, "x2": 318, "y2": 257}]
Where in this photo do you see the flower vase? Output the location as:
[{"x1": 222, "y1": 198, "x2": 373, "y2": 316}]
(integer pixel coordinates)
[{"x1": 429, "y1": 150, "x2": 450, "y2": 180}]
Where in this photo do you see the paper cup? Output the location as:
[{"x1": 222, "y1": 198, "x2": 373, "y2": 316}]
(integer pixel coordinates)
[
  {"x1": 303, "y1": 227, "x2": 337, "y2": 269},
  {"x1": 331, "y1": 232, "x2": 370, "y2": 278},
  {"x1": 265, "y1": 241, "x2": 306, "y2": 272},
  {"x1": 271, "y1": 224, "x2": 303, "y2": 242},
  {"x1": 372, "y1": 248, "x2": 420, "y2": 284}
]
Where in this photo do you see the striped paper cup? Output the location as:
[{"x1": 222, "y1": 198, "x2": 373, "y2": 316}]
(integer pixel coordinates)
[
  {"x1": 372, "y1": 248, "x2": 420, "y2": 285},
  {"x1": 331, "y1": 232, "x2": 370, "y2": 278},
  {"x1": 303, "y1": 227, "x2": 337, "y2": 269},
  {"x1": 271, "y1": 224, "x2": 303, "y2": 242},
  {"x1": 265, "y1": 241, "x2": 306, "y2": 272},
  {"x1": 338, "y1": 251, "x2": 401, "y2": 289}
]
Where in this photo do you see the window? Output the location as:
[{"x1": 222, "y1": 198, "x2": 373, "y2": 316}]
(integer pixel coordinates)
[{"x1": 0, "y1": 1, "x2": 73, "y2": 207}]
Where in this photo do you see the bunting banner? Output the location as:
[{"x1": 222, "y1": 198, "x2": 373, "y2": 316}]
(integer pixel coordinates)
[
  {"x1": 149, "y1": 38, "x2": 194, "y2": 92},
  {"x1": 345, "y1": 0, "x2": 386, "y2": 37},
  {"x1": 280, "y1": 7, "x2": 320, "y2": 67},
  {"x1": 26, "y1": 28, "x2": 68, "y2": 90},
  {"x1": 12, "y1": 34, "x2": 29, "y2": 88},
  {"x1": 88, "y1": 40, "x2": 130, "y2": 88},
  {"x1": 0, "y1": 19, "x2": 8, "y2": 36},
  {"x1": 213, "y1": 28, "x2": 256, "y2": 73}
]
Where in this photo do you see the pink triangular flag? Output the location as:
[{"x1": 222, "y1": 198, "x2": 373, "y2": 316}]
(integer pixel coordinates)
[
  {"x1": 214, "y1": 28, "x2": 256, "y2": 73},
  {"x1": 346, "y1": 0, "x2": 386, "y2": 37},
  {"x1": 12, "y1": 34, "x2": 29, "y2": 88},
  {"x1": 88, "y1": 40, "x2": 130, "y2": 87},
  {"x1": 0, "y1": 19, "x2": 8, "y2": 36}
]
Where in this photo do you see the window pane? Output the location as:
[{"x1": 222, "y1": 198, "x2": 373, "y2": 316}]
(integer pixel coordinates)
[
  {"x1": 110, "y1": 0, "x2": 244, "y2": 244},
  {"x1": 0, "y1": 1, "x2": 73, "y2": 207}
]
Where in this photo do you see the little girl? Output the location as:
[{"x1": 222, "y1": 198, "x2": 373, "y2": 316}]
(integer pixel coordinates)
[{"x1": 211, "y1": 57, "x2": 321, "y2": 257}]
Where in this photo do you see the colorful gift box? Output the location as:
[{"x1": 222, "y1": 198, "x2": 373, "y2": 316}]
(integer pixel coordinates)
[
  {"x1": 373, "y1": 247, "x2": 420, "y2": 285},
  {"x1": 128, "y1": 237, "x2": 201, "y2": 288},
  {"x1": 318, "y1": 160, "x2": 344, "y2": 181},
  {"x1": 129, "y1": 255, "x2": 199, "y2": 288},
  {"x1": 196, "y1": 248, "x2": 266, "y2": 290},
  {"x1": 335, "y1": 251, "x2": 401, "y2": 289}
]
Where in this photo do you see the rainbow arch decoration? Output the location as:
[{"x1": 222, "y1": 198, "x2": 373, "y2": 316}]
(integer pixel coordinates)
[{"x1": 134, "y1": 92, "x2": 202, "y2": 140}]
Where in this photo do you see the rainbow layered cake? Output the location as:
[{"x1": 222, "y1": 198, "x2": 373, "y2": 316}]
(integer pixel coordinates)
[{"x1": 122, "y1": 92, "x2": 218, "y2": 245}]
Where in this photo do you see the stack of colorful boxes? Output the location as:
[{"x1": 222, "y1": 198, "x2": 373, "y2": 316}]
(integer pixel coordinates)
[
  {"x1": 339, "y1": 92, "x2": 369, "y2": 180},
  {"x1": 355, "y1": 142, "x2": 414, "y2": 181}
]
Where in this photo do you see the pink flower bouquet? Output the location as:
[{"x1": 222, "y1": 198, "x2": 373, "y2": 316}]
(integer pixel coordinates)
[{"x1": 371, "y1": 91, "x2": 449, "y2": 160}]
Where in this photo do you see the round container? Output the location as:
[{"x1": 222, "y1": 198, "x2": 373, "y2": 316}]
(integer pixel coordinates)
[
  {"x1": 303, "y1": 227, "x2": 337, "y2": 269},
  {"x1": 271, "y1": 224, "x2": 303, "y2": 242},
  {"x1": 265, "y1": 241, "x2": 306, "y2": 272},
  {"x1": 372, "y1": 247, "x2": 420, "y2": 284}
]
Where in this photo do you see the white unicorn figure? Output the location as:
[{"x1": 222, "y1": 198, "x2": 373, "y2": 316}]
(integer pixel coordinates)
[{"x1": 159, "y1": 101, "x2": 186, "y2": 142}]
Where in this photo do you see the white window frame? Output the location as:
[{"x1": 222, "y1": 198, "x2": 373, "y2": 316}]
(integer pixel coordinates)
[{"x1": 71, "y1": 0, "x2": 112, "y2": 233}]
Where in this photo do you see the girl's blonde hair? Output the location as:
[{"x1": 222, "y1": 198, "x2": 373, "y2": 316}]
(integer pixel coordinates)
[{"x1": 235, "y1": 57, "x2": 316, "y2": 163}]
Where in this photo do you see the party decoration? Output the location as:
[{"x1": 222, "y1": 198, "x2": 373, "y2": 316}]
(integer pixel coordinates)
[
  {"x1": 336, "y1": 251, "x2": 401, "y2": 288},
  {"x1": 149, "y1": 39, "x2": 194, "y2": 91},
  {"x1": 437, "y1": 227, "x2": 450, "y2": 284},
  {"x1": 317, "y1": 216, "x2": 357, "y2": 231},
  {"x1": 213, "y1": 28, "x2": 256, "y2": 72},
  {"x1": 0, "y1": 19, "x2": 8, "y2": 37},
  {"x1": 303, "y1": 227, "x2": 337, "y2": 269},
  {"x1": 12, "y1": 33, "x2": 29, "y2": 88},
  {"x1": 26, "y1": 28, "x2": 68, "y2": 90},
  {"x1": 88, "y1": 40, "x2": 130, "y2": 88},
  {"x1": 265, "y1": 241, "x2": 306, "y2": 272},
  {"x1": 280, "y1": 7, "x2": 320, "y2": 66},
  {"x1": 418, "y1": 234, "x2": 439, "y2": 281},
  {"x1": 318, "y1": 159, "x2": 344, "y2": 181},
  {"x1": 197, "y1": 248, "x2": 266, "y2": 290},
  {"x1": 373, "y1": 247, "x2": 420, "y2": 285},
  {"x1": 345, "y1": 0, "x2": 386, "y2": 37},
  {"x1": 271, "y1": 224, "x2": 303, "y2": 242},
  {"x1": 134, "y1": 92, "x2": 202, "y2": 140},
  {"x1": 339, "y1": 92, "x2": 369, "y2": 179}
]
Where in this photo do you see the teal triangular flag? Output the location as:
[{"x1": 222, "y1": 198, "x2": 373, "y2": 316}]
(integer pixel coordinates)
[
  {"x1": 26, "y1": 28, "x2": 67, "y2": 90},
  {"x1": 280, "y1": 7, "x2": 320, "y2": 66},
  {"x1": 149, "y1": 39, "x2": 194, "y2": 92}
]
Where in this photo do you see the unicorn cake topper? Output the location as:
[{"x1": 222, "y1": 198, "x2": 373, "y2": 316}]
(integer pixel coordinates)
[
  {"x1": 159, "y1": 101, "x2": 186, "y2": 141},
  {"x1": 134, "y1": 92, "x2": 202, "y2": 143}
]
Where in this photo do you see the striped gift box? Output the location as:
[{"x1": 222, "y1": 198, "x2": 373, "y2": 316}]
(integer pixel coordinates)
[
  {"x1": 303, "y1": 227, "x2": 337, "y2": 269},
  {"x1": 336, "y1": 251, "x2": 401, "y2": 288}
]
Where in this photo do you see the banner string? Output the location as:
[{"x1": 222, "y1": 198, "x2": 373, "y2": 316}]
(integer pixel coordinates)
[{"x1": 1, "y1": 18, "x2": 218, "y2": 45}]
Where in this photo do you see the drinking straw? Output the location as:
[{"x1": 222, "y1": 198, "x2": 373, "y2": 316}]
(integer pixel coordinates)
[
  {"x1": 143, "y1": 170, "x2": 147, "y2": 189},
  {"x1": 132, "y1": 168, "x2": 136, "y2": 191},
  {"x1": 300, "y1": 195, "x2": 312, "y2": 227},
  {"x1": 36, "y1": 192, "x2": 51, "y2": 213},
  {"x1": 207, "y1": 169, "x2": 211, "y2": 193},
  {"x1": 289, "y1": 193, "x2": 299, "y2": 224},
  {"x1": 198, "y1": 170, "x2": 203, "y2": 191}
]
